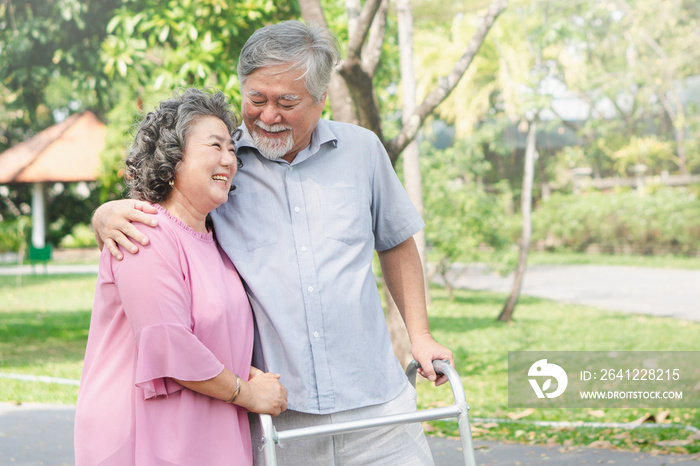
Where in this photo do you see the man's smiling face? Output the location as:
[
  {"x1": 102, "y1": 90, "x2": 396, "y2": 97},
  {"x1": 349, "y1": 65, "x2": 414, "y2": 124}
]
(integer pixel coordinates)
[{"x1": 241, "y1": 63, "x2": 326, "y2": 163}]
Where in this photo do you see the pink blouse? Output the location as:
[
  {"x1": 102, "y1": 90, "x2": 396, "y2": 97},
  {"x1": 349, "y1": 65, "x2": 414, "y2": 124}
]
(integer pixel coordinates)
[{"x1": 75, "y1": 205, "x2": 254, "y2": 465}]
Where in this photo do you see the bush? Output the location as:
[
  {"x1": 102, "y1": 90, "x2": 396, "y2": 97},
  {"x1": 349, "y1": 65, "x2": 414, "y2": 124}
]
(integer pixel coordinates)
[
  {"x1": 59, "y1": 223, "x2": 97, "y2": 249},
  {"x1": 532, "y1": 187, "x2": 700, "y2": 255},
  {"x1": 0, "y1": 216, "x2": 30, "y2": 253},
  {"x1": 422, "y1": 140, "x2": 518, "y2": 289}
]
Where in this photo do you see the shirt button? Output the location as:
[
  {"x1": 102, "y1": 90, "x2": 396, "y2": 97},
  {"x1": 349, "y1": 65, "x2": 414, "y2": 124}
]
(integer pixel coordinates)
[
  {"x1": 288, "y1": 166, "x2": 293, "y2": 171},
  {"x1": 313, "y1": 331, "x2": 320, "y2": 338},
  {"x1": 307, "y1": 286, "x2": 313, "y2": 292},
  {"x1": 301, "y1": 246, "x2": 307, "y2": 252},
  {"x1": 294, "y1": 206, "x2": 300, "y2": 213}
]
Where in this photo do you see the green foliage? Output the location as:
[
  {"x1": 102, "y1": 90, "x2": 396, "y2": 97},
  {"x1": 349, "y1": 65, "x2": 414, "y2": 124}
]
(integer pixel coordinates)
[
  {"x1": 102, "y1": 0, "x2": 293, "y2": 100},
  {"x1": 531, "y1": 188, "x2": 700, "y2": 255},
  {"x1": 59, "y1": 223, "x2": 97, "y2": 249},
  {"x1": 45, "y1": 183, "x2": 102, "y2": 247},
  {"x1": 96, "y1": 0, "x2": 295, "y2": 203},
  {"x1": 559, "y1": 0, "x2": 700, "y2": 177},
  {"x1": 0, "y1": 182, "x2": 101, "y2": 251},
  {"x1": 422, "y1": 139, "x2": 518, "y2": 287},
  {"x1": 0, "y1": 216, "x2": 30, "y2": 253},
  {"x1": 0, "y1": 0, "x2": 123, "y2": 250},
  {"x1": 612, "y1": 136, "x2": 676, "y2": 176},
  {"x1": 96, "y1": 82, "x2": 151, "y2": 203},
  {"x1": 412, "y1": 0, "x2": 700, "y2": 195},
  {"x1": 0, "y1": 0, "x2": 121, "y2": 151}
]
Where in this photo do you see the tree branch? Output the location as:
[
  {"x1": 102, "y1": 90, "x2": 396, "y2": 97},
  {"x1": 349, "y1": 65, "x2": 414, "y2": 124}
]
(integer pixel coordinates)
[
  {"x1": 362, "y1": 0, "x2": 388, "y2": 75},
  {"x1": 297, "y1": 0, "x2": 326, "y2": 26},
  {"x1": 386, "y1": 0, "x2": 508, "y2": 162},
  {"x1": 345, "y1": 0, "x2": 383, "y2": 63},
  {"x1": 298, "y1": 0, "x2": 359, "y2": 123}
]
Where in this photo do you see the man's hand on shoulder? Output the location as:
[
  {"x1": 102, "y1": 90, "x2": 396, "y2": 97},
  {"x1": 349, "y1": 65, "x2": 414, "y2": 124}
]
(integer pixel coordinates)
[
  {"x1": 92, "y1": 200, "x2": 158, "y2": 260},
  {"x1": 410, "y1": 333, "x2": 454, "y2": 387}
]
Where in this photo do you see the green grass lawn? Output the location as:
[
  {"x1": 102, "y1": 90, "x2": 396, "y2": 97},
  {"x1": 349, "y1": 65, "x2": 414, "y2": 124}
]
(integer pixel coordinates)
[
  {"x1": 0, "y1": 274, "x2": 95, "y2": 403},
  {"x1": 527, "y1": 251, "x2": 700, "y2": 270},
  {"x1": 1, "y1": 270, "x2": 698, "y2": 454},
  {"x1": 426, "y1": 250, "x2": 700, "y2": 270},
  {"x1": 416, "y1": 286, "x2": 700, "y2": 455}
]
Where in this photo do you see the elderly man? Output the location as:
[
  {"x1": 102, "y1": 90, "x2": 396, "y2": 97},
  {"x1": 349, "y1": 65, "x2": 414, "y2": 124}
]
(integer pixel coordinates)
[{"x1": 93, "y1": 20, "x2": 452, "y2": 465}]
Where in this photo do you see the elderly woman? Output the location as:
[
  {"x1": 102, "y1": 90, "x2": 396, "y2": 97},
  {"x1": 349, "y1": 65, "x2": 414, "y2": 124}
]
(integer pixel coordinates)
[{"x1": 74, "y1": 88, "x2": 286, "y2": 466}]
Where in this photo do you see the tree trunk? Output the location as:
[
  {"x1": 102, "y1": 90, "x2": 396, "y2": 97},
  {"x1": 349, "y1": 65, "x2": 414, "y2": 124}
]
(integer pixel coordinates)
[
  {"x1": 297, "y1": 0, "x2": 359, "y2": 124},
  {"x1": 397, "y1": 0, "x2": 429, "y2": 306},
  {"x1": 337, "y1": 0, "x2": 386, "y2": 139},
  {"x1": 498, "y1": 119, "x2": 537, "y2": 322},
  {"x1": 437, "y1": 259, "x2": 454, "y2": 301},
  {"x1": 657, "y1": 89, "x2": 688, "y2": 175},
  {"x1": 379, "y1": 0, "x2": 428, "y2": 365},
  {"x1": 384, "y1": 288, "x2": 414, "y2": 368}
]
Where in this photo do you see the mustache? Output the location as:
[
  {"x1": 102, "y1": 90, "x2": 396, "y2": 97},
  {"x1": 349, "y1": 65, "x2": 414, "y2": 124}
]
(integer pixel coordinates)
[{"x1": 254, "y1": 121, "x2": 292, "y2": 133}]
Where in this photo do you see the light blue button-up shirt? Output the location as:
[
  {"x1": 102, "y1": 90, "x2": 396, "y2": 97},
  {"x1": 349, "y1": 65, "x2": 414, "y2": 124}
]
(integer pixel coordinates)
[{"x1": 210, "y1": 119, "x2": 425, "y2": 414}]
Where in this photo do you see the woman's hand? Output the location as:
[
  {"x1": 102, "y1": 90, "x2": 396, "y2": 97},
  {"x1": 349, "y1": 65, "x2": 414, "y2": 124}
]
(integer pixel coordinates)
[
  {"x1": 92, "y1": 200, "x2": 158, "y2": 259},
  {"x1": 237, "y1": 370, "x2": 287, "y2": 416}
]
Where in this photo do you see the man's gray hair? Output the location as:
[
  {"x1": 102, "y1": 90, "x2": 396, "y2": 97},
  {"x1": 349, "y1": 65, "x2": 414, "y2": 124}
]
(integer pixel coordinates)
[{"x1": 237, "y1": 21, "x2": 341, "y2": 104}]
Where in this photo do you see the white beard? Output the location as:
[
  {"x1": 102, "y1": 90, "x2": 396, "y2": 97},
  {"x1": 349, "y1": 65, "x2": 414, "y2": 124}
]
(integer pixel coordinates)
[{"x1": 252, "y1": 122, "x2": 294, "y2": 160}]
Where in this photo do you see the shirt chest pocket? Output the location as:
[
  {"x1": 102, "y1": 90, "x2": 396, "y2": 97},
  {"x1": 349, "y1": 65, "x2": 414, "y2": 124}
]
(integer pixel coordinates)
[
  {"x1": 216, "y1": 191, "x2": 278, "y2": 251},
  {"x1": 319, "y1": 187, "x2": 371, "y2": 245}
]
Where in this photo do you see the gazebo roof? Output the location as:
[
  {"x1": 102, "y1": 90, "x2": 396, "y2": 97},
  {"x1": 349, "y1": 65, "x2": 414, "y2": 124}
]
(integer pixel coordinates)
[{"x1": 0, "y1": 111, "x2": 106, "y2": 184}]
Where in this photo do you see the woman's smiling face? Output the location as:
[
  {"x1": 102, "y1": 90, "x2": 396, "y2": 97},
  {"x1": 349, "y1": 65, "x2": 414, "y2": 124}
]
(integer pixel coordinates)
[{"x1": 170, "y1": 115, "x2": 237, "y2": 215}]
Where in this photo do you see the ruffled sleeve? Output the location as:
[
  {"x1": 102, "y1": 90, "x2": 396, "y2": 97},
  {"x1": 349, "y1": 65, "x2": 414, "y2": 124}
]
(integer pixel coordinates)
[
  {"x1": 134, "y1": 323, "x2": 224, "y2": 399},
  {"x1": 111, "y1": 216, "x2": 224, "y2": 400}
]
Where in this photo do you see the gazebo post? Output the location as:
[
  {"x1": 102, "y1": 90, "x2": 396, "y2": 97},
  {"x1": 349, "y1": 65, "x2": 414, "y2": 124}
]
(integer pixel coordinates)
[{"x1": 31, "y1": 182, "x2": 46, "y2": 249}]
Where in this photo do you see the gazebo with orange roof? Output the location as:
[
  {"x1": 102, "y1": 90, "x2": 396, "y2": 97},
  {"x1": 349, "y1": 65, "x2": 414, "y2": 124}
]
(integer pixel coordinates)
[{"x1": 0, "y1": 111, "x2": 106, "y2": 254}]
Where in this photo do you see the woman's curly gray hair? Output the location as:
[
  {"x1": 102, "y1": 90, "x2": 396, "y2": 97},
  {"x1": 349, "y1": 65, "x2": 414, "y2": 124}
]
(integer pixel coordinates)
[{"x1": 125, "y1": 88, "x2": 239, "y2": 203}]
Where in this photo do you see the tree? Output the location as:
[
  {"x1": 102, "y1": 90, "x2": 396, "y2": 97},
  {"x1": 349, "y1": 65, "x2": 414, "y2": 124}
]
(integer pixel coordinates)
[
  {"x1": 562, "y1": 0, "x2": 700, "y2": 177},
  {"x1": 412, "y1": 0, "x2": 573, "y2": 320},
  {"x1": 96, "y1": 0, "x2": 293, "y2": 202},
  {"x1": 422, "y1": 137, "x2": 515, "y2": 300},
  {"x1": 0, "y1": 0, "x2": 121, "y2": 147},
  {"x1": 298, "y1": 0, "x2": 508, "y2": 163},
  {"x1": 387, "y1": 0, "x2": 422, "y2": 366},
  {"x1": 101, "y1": 0, "x2": 294, "y2": 102},
  {"x1": 498, "y1": 116, "x2": 536, "y2": 321}
]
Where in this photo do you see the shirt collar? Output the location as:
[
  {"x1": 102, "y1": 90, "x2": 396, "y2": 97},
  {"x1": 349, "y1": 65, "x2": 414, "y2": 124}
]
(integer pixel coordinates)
[{"x1": 236, "y1": 119, "x2": 339, "y2": 165}]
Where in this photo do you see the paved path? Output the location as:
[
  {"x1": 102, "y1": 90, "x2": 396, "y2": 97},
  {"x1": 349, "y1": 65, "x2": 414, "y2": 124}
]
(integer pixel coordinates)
[
  {"x1": 437, "y1": 263, "x2": 700, "y2": 321},
  {"x1": 2, "y1": 403, "x2": 698, "y2": 465}
]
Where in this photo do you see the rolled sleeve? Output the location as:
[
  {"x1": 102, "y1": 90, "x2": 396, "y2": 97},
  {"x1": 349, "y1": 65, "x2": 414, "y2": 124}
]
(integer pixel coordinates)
[{"x1": 370, "y1": 138, "x2": 425, "y2": 251}]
